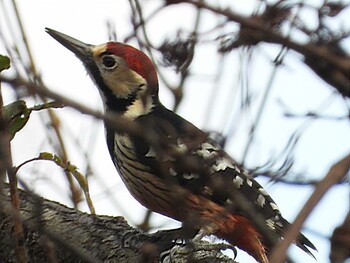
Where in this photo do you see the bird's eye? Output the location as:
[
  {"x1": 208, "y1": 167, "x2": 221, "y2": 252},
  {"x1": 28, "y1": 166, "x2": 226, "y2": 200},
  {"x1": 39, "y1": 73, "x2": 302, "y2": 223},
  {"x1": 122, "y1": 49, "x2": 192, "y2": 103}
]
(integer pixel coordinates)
[{"x1": 102, "y1": 55, "x2": 117, "y2": 69}]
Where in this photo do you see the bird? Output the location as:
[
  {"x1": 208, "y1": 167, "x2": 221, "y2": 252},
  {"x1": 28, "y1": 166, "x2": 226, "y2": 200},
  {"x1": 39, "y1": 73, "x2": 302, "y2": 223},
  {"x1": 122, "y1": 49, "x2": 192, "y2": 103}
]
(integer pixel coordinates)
[{"x1": 46, "y1": 28, "x2": 316, "y2": 263}]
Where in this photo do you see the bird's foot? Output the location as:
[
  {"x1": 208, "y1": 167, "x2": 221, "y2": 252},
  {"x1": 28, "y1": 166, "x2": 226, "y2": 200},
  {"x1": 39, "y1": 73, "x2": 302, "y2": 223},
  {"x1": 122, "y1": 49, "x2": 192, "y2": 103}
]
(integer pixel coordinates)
[{"x1": 160, "y1": 240, "x2": 237, "y2": 263}]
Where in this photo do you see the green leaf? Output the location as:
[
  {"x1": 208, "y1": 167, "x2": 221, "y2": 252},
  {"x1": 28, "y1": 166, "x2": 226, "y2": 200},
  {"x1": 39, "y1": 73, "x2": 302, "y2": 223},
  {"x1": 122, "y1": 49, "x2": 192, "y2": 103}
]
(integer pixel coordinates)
[
  {"x1": 0, "y1": 54, "x2": 10, "y2": 72},
  {"x1": 3, "y1": 100, "x2": 31, "y2": 140},
  {"x1": 2, "y1": 100, "x2": 65, "y2": 140},
  {"x1": 38, "y1": 152, "x2": 53, "y2": 159}
]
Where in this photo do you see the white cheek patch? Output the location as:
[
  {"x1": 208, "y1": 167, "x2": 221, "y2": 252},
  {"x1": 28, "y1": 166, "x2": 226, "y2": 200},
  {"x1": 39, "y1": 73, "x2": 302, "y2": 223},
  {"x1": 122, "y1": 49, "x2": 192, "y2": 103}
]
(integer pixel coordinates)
[
  {"x1": 91, "y1": 44, "x2": 147, "y2": 99},
  {"x1": 102, "y1": 68, "x2": 146, "y2": 98}
]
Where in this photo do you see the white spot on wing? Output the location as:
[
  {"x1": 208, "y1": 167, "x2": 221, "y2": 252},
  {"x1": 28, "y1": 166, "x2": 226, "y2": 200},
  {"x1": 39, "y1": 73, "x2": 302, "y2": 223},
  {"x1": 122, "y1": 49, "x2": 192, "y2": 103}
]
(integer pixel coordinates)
[
  {"x1": 258, "y1": 187, "x2": 268, "y2": 196},
  {"x1": 169, "y1": 139, "x2": 188, "y2": 156},
  {"x1": 266, "y1": 218, "x2": 275, "y2": 230},
  {"x1": 226, "y1": 199, "x2": 233, "y2": 205},
  {"x1": 266, "y1": 215, "x2": 283, "y2": 231},
  {"x1": 202, "y1": 142, "x2": 217, "y2": 150},
  {"x1": 176, "y1": 141, "x2": 188, "y2": 153},
  {"x1": 213, "y1": 157, "x2": 235, "y2": 171},
  {"x1": 203, "y1": 186, "x2": 213, "y2": 196},
  {"x1": 169, "y1": 167, "x2": 177, "y2": 176},
  {"x1": 233, "y1": 176, "x2": 244, "y2": 188},
  {"x1": 276, "y1": 220, "x2": 283, "y2": 228},
  {"x1": 246, "y1": 178, "x2": 253, "y2": 187},
  {"x1": 183, "y1": 173, "x2": 199, "y2": 180},
  {"x1": 197, "y1": 142, "x2": 218, "y2": 159},
  {"x1": 145, "y1": 147, "x2": 156, "y2": 158},
  {"x1": 257, "y1": 194, "x2": 266, "y2": 207},
  {"x1": 270, "y1": 202, "x2": 279, "y2": 211}
]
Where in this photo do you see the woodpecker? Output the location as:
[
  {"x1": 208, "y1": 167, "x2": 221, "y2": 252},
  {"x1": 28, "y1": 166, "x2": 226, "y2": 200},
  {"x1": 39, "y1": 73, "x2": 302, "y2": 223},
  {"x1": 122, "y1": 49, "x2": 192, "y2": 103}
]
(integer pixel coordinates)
[{"x1": 46, "y1": 28, "x2": 316, "y2": 263}]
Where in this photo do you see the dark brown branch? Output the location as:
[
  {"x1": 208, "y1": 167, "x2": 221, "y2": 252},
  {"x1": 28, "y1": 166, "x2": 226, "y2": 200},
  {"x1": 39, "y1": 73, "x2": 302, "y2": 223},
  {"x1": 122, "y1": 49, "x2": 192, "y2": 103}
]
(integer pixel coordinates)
[
  {"x1": 0, "y1": 185, "x2": 236, "y2": 263},
  {"x1": 1, "y1": 184, "x2": 139, "y2": 262},
  {"x1": 177, "y1": 0, "x2": 350, "y2": 98}
]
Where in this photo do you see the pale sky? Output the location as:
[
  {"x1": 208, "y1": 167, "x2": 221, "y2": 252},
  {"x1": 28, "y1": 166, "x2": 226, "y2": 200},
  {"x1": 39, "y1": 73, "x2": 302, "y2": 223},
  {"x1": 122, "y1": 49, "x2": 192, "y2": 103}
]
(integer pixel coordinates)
[{"x1": 1, "y1": 1, "x2": 349, "y2": 262}]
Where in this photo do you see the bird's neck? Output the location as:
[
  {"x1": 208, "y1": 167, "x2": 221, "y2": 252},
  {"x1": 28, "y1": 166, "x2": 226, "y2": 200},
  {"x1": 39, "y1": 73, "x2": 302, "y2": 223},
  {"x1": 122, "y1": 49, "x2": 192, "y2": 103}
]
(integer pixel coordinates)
[
  {"x1": 104, "y1": 90, "x2": 158, "y2": 119},
  {"x1": 123, "y1": 94, "x2": 156, "y2": 119}
]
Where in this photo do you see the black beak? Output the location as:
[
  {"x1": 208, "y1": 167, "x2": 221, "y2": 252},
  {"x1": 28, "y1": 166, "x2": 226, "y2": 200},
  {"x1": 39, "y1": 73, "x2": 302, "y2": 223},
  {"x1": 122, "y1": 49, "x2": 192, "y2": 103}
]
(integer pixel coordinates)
[{"x1": 45, "y1": 28, "x2": 93, "y2": 61}]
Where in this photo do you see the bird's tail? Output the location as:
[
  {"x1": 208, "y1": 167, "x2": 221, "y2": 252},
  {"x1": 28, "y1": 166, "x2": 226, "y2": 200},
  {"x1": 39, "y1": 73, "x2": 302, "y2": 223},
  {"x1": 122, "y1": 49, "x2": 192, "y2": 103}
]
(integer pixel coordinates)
[
  {"x1": 282, "y1": 218, "x2": 317, "y2": 259},
  {"x1": 295, "y1": 231, "x2": 317, "y2": 259}
]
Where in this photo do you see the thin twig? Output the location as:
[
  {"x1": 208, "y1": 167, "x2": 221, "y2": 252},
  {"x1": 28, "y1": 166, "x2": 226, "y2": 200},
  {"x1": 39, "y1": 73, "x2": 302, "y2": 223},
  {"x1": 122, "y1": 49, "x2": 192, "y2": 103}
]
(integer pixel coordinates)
[
  {"x1": 10, "y1": 1, "x2": 82, "y2": 207},
  {"x1": 181, "y1": 0, "x2": 349, "y2": 72},
  {"x1": 128, "y1": 0, "x2": 173, "y2": 90},
  {"x1": 180, "y1": 0, "x2": 350, "y2": 97}
]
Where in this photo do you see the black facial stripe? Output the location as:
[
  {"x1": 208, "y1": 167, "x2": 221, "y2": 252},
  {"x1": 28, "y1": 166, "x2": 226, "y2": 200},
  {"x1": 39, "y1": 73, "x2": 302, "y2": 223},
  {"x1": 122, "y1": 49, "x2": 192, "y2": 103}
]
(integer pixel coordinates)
[
  {"x1": 84, "y1": 57, "x2": 136, "y2": 113},
  {"x1": 107, "y1": 93, "x2": 137, "y2": 113}
]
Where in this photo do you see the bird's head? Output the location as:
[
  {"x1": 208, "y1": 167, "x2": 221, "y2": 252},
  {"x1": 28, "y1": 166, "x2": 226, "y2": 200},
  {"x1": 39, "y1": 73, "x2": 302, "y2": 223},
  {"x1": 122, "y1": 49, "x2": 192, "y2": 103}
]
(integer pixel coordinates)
[{"x1": 46, "y1": 28, "x2": 159, "y2": 117}]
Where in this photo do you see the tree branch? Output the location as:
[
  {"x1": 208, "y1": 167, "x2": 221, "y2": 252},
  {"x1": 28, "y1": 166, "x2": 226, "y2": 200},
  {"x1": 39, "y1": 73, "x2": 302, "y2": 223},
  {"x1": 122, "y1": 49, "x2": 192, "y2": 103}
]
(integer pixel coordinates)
[
  {"x1": 0, "y1": 185, "x2": 236, "y2": 263},
  {"x1": 269, "y1": 152, "x2": 350, "y2": 263},
  {"x1": 176, "y1": 0, "x2": 350, "y2": 97}
]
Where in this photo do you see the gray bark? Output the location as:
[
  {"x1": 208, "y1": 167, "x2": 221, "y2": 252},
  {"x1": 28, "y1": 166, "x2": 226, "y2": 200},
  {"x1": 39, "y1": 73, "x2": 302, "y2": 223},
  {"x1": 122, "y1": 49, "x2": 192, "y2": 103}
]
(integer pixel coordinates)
[{"x1": 0, "y1": 186, "x2": 236, "y2": 263}]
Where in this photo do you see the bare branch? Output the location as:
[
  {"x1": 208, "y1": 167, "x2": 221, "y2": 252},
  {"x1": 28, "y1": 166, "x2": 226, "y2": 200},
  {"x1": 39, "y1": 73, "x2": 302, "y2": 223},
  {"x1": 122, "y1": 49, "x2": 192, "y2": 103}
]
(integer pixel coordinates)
[
  {"x1": 177, "y1": 0, "x2": 350, "y2": 97},
  {"x1": 1, "y1": 185, "x2": 236, "y2": 263},
  {"x1": 269, "y1": 152, "x2": 350, "y2": 263}
]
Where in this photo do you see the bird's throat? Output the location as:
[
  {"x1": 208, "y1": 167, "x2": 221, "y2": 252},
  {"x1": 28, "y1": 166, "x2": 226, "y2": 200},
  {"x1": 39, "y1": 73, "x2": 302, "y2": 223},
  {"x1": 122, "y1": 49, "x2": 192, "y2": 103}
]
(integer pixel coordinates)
[{"x1": 123, "y1": 95, "x2": 154, "y2": 119}]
